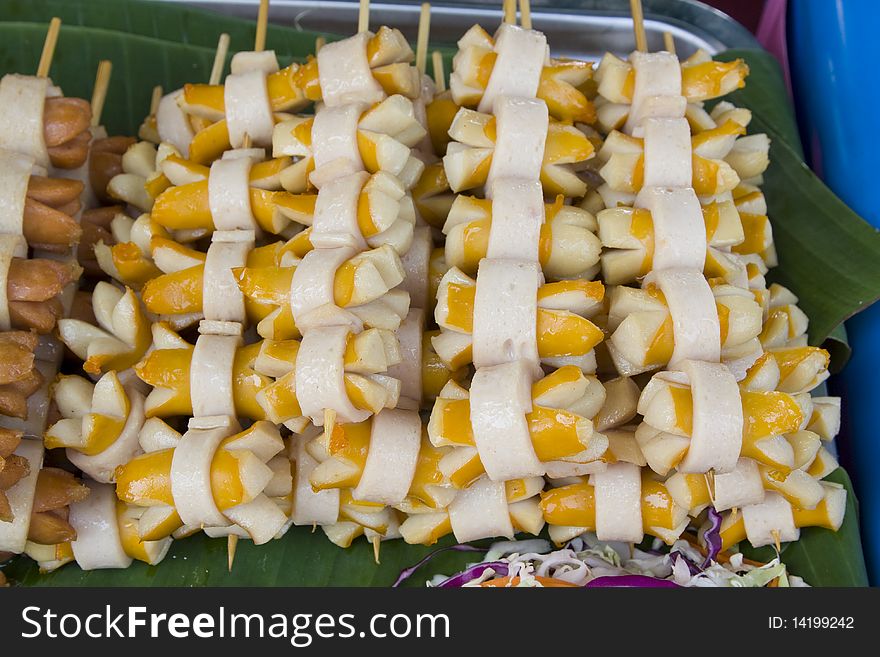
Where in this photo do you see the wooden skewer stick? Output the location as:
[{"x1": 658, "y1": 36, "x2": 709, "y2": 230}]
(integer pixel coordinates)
[
  {"x1": 503, "y1": 0, "x2": 516, "y2": 25},
  {"x1": 372, "y1": 535, "x2": 381, "y2": 564},
  {"x1": 210, "y1": 33, "x2": 231, "y2": 86},
  {"x1": 149, "y1": 85, "x2": 163, "y2": 117},
  {"x1": 519, "y1": 0, "x2": 532, "y2": 30},
  {"x1": 630, "y1": 0, "x2": 648, "y2": 52},
  {"x1": 36, "y1": 17, "x2": 62, "y2": 78},
  {"x1": 227, "y1": 534, "x2": 239, "y2": 572},
  {"x1": 432, "y1": 51, "x2": 446, "y2": 92},
  {"x1": 663, "y1": 31, "x2": 676, "y2": 55},
  {"x1": 315, "y1": 36, "x2": 326, "y2": 53},
  {"x1": 255, "y1": 0, "x2": 270, "y2": 52},
  {"x1": 771, "y1": 529, "x2": 782, "y2": 555},
  {"x1": 90, "y1": 60, "x2": 112, "y2": 128},
  {"x1": 358, "y1": 0, "x2": 370, "y2": 34},
  {"x1": 323, "y1": 408, "x2": 337, "y2": 445},
  {"x1": 416, "y1": 3, "x2": 432, "y2": 75},
  {"x1": 704, "y1": 469, "x2": 716, "y2": 502}
]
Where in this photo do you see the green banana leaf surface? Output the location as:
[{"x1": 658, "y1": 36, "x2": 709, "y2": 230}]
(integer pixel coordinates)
[{"x1": 0, "y1": 5, "x2": 873, "y2": 587}]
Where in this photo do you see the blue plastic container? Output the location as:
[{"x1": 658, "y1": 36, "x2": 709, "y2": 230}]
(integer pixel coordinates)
[{"x1": 789, "y1": 0, "x2": 880, "y2": 584}]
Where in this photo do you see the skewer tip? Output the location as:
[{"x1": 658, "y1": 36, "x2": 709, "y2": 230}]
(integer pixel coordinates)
[
  {"x1": 503, "y1": 0, "x2": 517, "y2": 25},
  {"x1": 771, "y1": 529, "x2": 782, "y2": 555},
  {"x1": 432, "y1": 51, "x2": 446, "y2": 92},
  {"x1": 358, "y1": 0, "x2": 371, "y2": 34},
  {"x1": 372, "y1": 535, "x2": 381, "y2": 564},
  {"x1": 36, "y1": 17, "x2": 62, "y2": 78},
  {"x1": 90, "y1": 60, "x2": 113, "y2": 128},
  {"x1": 416, "y1": 3, "x2": 432, "y2": 74},
  {"x1": 519, "y1": 0, "x2": 533, "y2": 30},
  {"x1": 149, "y1": 85, "x2": 164, "y2": 117},
  {"x1": 209, "y1": 33, "x2": 231, "y2": 86},
  {"x1": 255, "y1": 0, "x2": 270, "y2": 52},
  {"x1": 629, "y1": 0, "x2": 648, "y2": 52},
  {"x1": 227, "y1": 534, "x2": 239, "y2": 572}
]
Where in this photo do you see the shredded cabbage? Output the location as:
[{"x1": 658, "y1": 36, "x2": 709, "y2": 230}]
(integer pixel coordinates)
[{"x1": 427, "y1": 533, "x2": 808, "y2": 588}]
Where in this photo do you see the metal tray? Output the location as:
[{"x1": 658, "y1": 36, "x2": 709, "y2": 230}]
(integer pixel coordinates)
[{"x1": 161, "y1": 0, "x2": 760, "y2": 59}]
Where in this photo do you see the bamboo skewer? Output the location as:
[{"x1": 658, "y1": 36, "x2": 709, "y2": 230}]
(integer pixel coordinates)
[
  {"x1": 416, "y1": 3, "x2": 432, "y2": 75},
  {"x1": 630, "y1": 0, "x2": 648, "y2": 52},
  {"x1": 90, "y1": 60, "x2": 112, "y2": 128},
  {"x1": 209, "y1": 33, "x2": 231, "y2": 86},
  {"x1": 36, "y1": 17, "x2": 62, "y2": 78},
  {"x1": 432, "y1": 51, "x2": 446, "y2": 92},
  {"x1": 358, "y1": 0, "x2": 371, "y2": 34},
  {"x1": 227, "y1": 534, "x2": 239, "y2": 572},
  {"x1": 503, "y1": 0, "x2": 517, "y2": 25},
  {"x1": 663, "y1": 31, "x2": 676, "y2": 55},
  {"x1": 255, "y1": 0, "x2": 270, "y2": 52},
  {"x1": 519, "y1": 0, "x2": 532, "y2": 30},
  {"x1": 315, "y1": 36, "x2": 326, "y2": 53},
  {"x1": 149, "y1": 85, "x2": 163, "y2": 117},
  {"x1": 323, "y1": 408, "x2": 337, "y2": 445}
]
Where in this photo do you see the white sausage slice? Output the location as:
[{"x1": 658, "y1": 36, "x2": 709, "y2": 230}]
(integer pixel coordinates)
[
  {"x1": 317, "y1": 33, "x2": 386, "y2": 107},
  {"x1": 0, "y1": 74, "x2": 50, "y2": 167},
  {"x1": 642, "y1": 117, "x2": 692, "y2": 188},
  {"x1": 0, "y1": 149, "x2": 34, "y2": 235},
  {"x1": 353, "y1": 409, "x2": 421, "y2": 505},
  {"x1": 386, "y1": 308, "x2": 423, "y2": 410},
  {"x1": 712, "y1": 458, "x2": 763, "y2": 511},
  {"x1": 224, "y1": 494, "x2": 289, "y2": 545},
  {"x1": 472, "y1": 258, "x2": 541, "y2": 373},
  {"x1": 310, "y1": 171, "x2": 369, "y2": 250},
  {"x1": 203, "y1": 230, "x2": 255, "y2": 323},
  {"x1": 478, "y1": 25, "x2": 547, "y2": 113},
  {"x1": 486, "y1": 96, "x2": 548, "y2": 189},
  {"x1": 635, "y1": 187, "x2": 705, "y2": 272},
  {"x1": 0, "y1": 439, "x2": 43, "y2": 553},
  {"x1": 645, "y1": 268, "x2": 720, "y2": 367},
  {"x1": 593, "y1": 461, "x2": 644, "y2": 543},
  {"x1": 190, "y1": 333, "x2": 240, "y2": 417},
  {"x1": 449, "y1": 476, "x2": 514, "y2": 543},
  {"x1": 625, "y1": 51, "x2": 684, "y2": 134},
  {"x1": 208, "y1": 156, "x2": 256, "y2": 231},
  {"x1": 225, "y1": 70, "x2": 275, "y2": 148},
  {"x1": 311, "y1": 103, "x2": 365, "y2": 184},
  {"x1": 678, "y1": 360, "x2": 743, "y2": 474},
  {"x1": 487, "y1": 179, "x2": 544, "y2": 263},
  {"x1": 470, "y1": 360, "x2": 543, "y2": 481},
  {"x1": 171, "y1": 416, "x2": 236, "y2": 529},
  {"x1": 291, "y1": 432, "x2": 340, "y2": 526},
  {"x1": 157, "y1": 89, "x2": 195, "y2": 157},
  {"x1": 742, "y1": 491, "x2": 799, "y2": 548},
  {"x1": 399, "y1": 225, "x2": 431, "y2": 310},
  {"x1": 295, "y1": 326, "x2": 369, "y2": 425},
  {"x1": 69, "y1": 481, "x2": 133, "y2": 570},
  {"x1": 289, "y1": 245, "x2": 362, "y2": 331},
  {"x1": 230, "y1": 51, "x2": 280, "y2": 75}
]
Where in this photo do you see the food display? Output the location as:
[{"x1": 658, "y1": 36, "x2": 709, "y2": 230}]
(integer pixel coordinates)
[{"x1": 0, "y1": 0, "x2": 870, "y2": 590}]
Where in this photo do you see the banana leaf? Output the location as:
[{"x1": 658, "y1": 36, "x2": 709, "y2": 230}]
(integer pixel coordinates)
[
  {"x1": 742, "y1": 469, "x2": 868, "y2": 587},
  {"x1": 0, "y1": 12, "x2": 873, "y2": 587},
  {"x1": 0, "y1": 0, "x2": 333, "y2": 58},
  {"x1": 716, "y1": 49, "x2": 880, "y2": 368}
]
